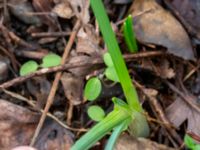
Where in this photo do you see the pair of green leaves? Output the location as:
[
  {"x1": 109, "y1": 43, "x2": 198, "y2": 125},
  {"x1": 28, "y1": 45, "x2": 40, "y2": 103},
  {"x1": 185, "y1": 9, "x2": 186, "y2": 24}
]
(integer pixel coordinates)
[
  {"x1": 20, "y1": 53, "x2": 61, "y2": 76},
  {"x1": 184, "y1": 135, "x2": 200, "y2": 150},
  {"x1": 84, "y1": 52, "x2": 119, "y2": 102},
  {"x1": 84, "y1": 53, "x2": 119, "y2": 122}
]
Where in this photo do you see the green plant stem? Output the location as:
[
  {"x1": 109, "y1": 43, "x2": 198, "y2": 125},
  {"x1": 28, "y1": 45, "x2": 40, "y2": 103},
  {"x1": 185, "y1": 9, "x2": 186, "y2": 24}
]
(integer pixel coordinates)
[
  {"x1": 71, "y1": 108, "x2": 131, "y2": 150},
  {"x1": 90, "y1": 0, "x2": 141, "y2": 112}
]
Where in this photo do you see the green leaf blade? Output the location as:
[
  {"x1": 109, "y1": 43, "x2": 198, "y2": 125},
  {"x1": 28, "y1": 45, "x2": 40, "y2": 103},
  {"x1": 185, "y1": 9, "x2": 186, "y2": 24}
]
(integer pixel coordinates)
[
  {"x1": 41, "y1": 53, "x2": 61, "y2": 68},
  {"x1": 84, "y1": 77, "x2": 102, "y2": 101},
  {"x1": 20, "y1": 60, "x2": 39, "y2": 76},
  {"x1": 105, "y1": 67, "x2": 119, "y2": 82},
  {"x1": 87, "y1": 105, "x2": 105, "y2": 122}
]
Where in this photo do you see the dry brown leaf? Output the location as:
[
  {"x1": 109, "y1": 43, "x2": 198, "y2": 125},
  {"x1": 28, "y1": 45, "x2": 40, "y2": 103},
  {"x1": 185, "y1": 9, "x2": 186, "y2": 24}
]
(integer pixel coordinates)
[
  {"x1": 8, "y1": 0, "x2": 41, "y2": 25},
  {"x1": 167, "y1": 0, "x2": 200, "y2": 40},
  {"x1": 68, "y1": 0, "x2": 90, "y2": 24},
  {"x1": 77, "y1": 25, "x2": 101, "y2": 55},
  {"x1": 0, "y1": 100, "x2": 73, "y2": 150},
  {"x1": 130, "y1": 0, "x2": 195, "y2": 60},
  {"x1": 52, "y1": 2, "x2": 73, "y2": 19},
  {"x1": 166, "y1": 97, "x2": 200, "y2": 136},
  {"x1": 26, "y1": 77, "x2": 51, "y2": 108},
  {"x1": 61, "y1": 72, "x2": 83, "y2": 105},
  {"x1": 32, "y1": 0, "x2": 59, "y2": 30},
  {"x1": 115, "y1": 134, "x2": 176, "y2": 150}
]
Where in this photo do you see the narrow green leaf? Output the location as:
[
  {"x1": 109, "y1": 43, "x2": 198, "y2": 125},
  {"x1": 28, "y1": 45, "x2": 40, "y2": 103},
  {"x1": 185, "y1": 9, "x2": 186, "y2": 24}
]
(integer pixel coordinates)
[
  {"x1": 41, "y1": 53, "x2": 61, "y2": 68},
  {"x1": 90, "y1": 0, "x2": 142, "y2": 111},
  {"x1": 87, "y1": 105, "x2": 105, "y2": 122},
  {"x1": 20, "y1": 60, "x2": 38, "y2": 76},
  {"x1": 84, "y1": 77, "x2": 102, "y2": 101},
  {"x1": 103, "y1": 52, "x2": 114, "y2": 67},
  {"x1": 105, "y1": 67, "x2": 119, "y2": 82}
]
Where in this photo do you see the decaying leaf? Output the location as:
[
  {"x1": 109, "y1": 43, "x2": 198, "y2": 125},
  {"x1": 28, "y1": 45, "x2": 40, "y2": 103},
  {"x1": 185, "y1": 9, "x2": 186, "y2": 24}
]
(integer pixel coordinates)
[
  {"x1": 52, "y1": 1, "x2": 74, "y2": 19},
  {"x1": 32, "y1": 0, "x2": 59, "y2": 30},
  {"x1": 0, "y1": 100, "x2": 74, "y2": 150},
  {"x1": 61, "y1": 73, "x2": 83, "y2": 105},
  {"x1": 166, "y1": 97, "x2": 200, "y2": 136},
  {"x1": 68, "y1": 0, "x2": 90, "y2": 24},
  {"x1": 166, "y1": 0, "x2": 200, "y2": 40},
  {"x1": 26, "y1": 77, "x2": 51, "y2": 108},
  {"x1": 115, "y1": 134, "x2": 176, "y2": 150},
  {"x1": 8, "y1": 0, "x2": 41, "y2": 25},
  {"x1": 77, "y1": 25, "x2": 101, "y2": 55},
  {"x1": 130, "y1": 0, "x2": 195, "y2": 60}
]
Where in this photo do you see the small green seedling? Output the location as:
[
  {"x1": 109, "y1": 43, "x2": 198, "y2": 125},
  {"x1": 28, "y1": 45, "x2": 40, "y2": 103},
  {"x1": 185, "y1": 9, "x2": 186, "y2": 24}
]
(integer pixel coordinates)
[
  {"x1": 19, "y1": 53, "x2": 61, "y2": 76},
  {"x1": 87, "y1": 105, "x2": 105, "y2": 122},
  {"x1": 184, "y1": 134, "x2": 200, "y2": 150},
  {"x1": 123, "y1": 15, "x2": 138, "y2": 53},
  {"x1": 20, "y1": 60, "x2": 39, "y2": 76},
  {"x1": 84, "y1": 77, "x2": 102, "y2": 101},
  {"x1": 71, "y1": 0, "x2": 149, "y2": 149}
]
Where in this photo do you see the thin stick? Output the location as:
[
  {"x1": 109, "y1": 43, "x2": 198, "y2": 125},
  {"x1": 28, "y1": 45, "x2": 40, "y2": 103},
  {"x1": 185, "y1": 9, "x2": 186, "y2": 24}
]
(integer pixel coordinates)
[
  {"x1": 30, "y1": 20, "x2": 81, "y2": 146},
  {"x1": 3, "y1": 89, "x2": 87, "y2": 132},
  {"x1": 0, "y1": 51, "x2": 163, "y2": 90}
]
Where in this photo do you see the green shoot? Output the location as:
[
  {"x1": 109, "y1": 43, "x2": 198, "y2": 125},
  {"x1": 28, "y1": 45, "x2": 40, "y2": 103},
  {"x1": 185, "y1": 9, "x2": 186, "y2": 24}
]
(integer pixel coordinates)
[
  {"x1": 87, "y1": 105, "x2": 105, "y2": 122},
  {"x1": 123, "y1": 15, "x2": 138, "y2": 53},
  {"x1": 84, "y1": 77, "x2": 102, "y2": 101}
]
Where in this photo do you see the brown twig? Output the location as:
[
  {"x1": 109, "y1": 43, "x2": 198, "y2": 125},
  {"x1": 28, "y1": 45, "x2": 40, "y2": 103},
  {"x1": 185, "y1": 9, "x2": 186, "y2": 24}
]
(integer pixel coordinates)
[
  {"x1": 30, "y1": 20, "x2": 81, "y2": 146},
  {"x1": 31, "y1": 31, "x2": 71, "y2": 38},
  {"x1": 3, "y1": 89, "x2": 87, "y2": 132},
  {"x1": 0, "y1": 51, "x2": 164, "y2": 90}
]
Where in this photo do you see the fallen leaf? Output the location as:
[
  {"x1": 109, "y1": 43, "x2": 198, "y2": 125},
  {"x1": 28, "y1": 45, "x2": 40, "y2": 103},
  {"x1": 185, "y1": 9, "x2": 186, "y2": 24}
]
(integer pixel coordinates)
[
  {"x1": 52, "y1": 1, "x2": 73, "y2": 19},
  {"x1": 166, "y1": 97, "x2": 200, "y2": 136},
  {"x1": 9, "y1": 0, "x2": 41, "y2": 25},
  {"x1": 130, "y1": 0, "x2": 195, "y2": 60},
  {"x1": 68, "y1": 0, "x2": 90, "y2": 24},
  {"x1": 32, "y1": 0, "x2": 59, "y2": 30},
  {"x1": 0, "y1": 100, "x2": 74, "y2": 150},
  {"x1": 26, "y1": 77, "x2": 51, "y2": 108},
  {"x1": 61, "y1": 73, "x2": 83, "y2": 105},
  {"x1": 76, "y1": 25, "x2": 101, "y2": 55},
  {"x1": 115, "y1": 134, "x2": 176, "y2": 150},
  {"x1": 166, "y1": 0, "x2": 200, "y2": 40}
]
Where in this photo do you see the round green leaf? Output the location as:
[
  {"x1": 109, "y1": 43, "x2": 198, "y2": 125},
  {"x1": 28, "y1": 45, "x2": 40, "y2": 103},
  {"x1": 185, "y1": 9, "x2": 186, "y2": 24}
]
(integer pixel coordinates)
[
  {"x1": 105, "y1": 67, "x2": 119, "y2": 82},
  {"x1": 20, "y1": 60, "x2": 38, "y2": 76},
  {"x1": 87, "y1": 105, "x2": 105, "y2": 122},
  {"x1": 41, "y1": 53, "x2": 61, "y2": 68},
  {"x1": 84, "y1": 77, "x2": 102, "y2": 101},
  {"x1": 103, "y1": 52, "x2": 113, "y2": 67}
]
